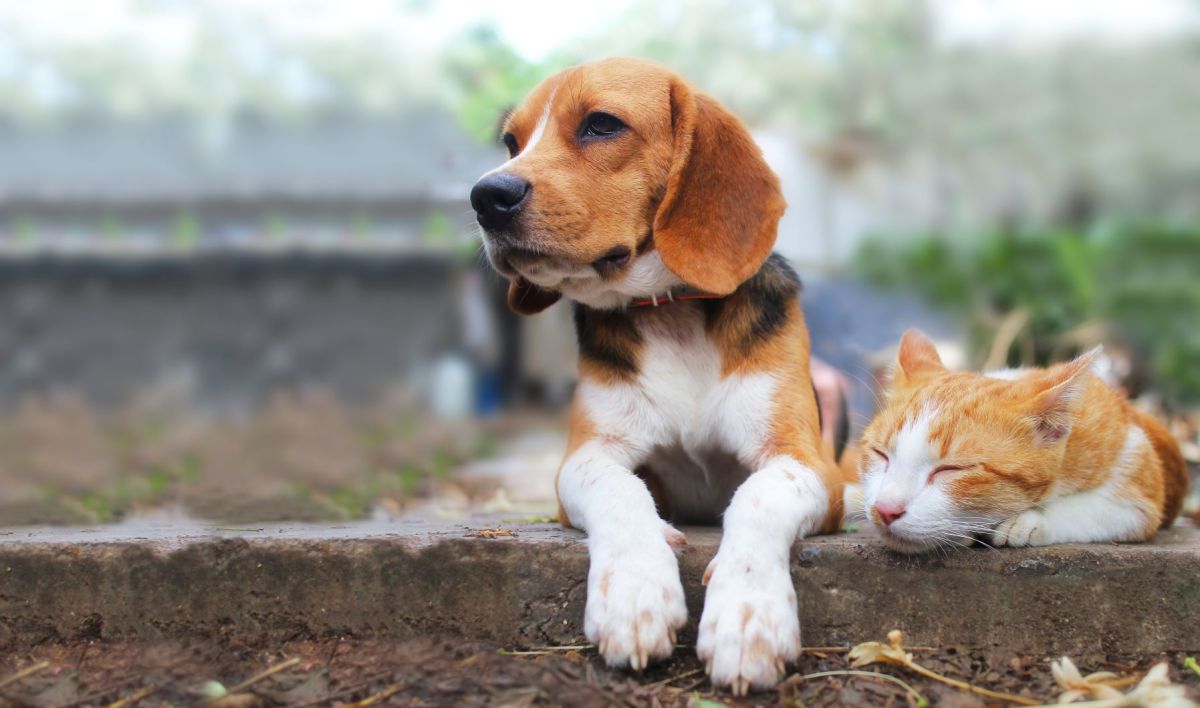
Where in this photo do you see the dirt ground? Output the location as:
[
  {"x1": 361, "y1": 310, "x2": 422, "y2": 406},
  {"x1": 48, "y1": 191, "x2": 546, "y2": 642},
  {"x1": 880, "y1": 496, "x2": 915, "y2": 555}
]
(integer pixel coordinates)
[{"x1": 2, "y1": 636, "x2": 1197, "y2": 707}]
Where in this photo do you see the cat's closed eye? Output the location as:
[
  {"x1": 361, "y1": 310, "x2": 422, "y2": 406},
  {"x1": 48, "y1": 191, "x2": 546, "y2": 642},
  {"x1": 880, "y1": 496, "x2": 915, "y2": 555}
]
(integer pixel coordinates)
[{"x1": 927, "y1": 464, "x2": 968, "y2": 483}]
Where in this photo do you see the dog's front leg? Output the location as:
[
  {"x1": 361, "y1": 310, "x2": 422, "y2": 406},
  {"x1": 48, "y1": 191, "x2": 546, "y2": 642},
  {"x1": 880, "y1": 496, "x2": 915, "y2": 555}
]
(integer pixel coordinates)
[
  {"x1": 697, "y1": 456, "x2": 828, "y2": 695},
  {"x1": 558, "y1": 442, "x2": 688, "y2": 670}
]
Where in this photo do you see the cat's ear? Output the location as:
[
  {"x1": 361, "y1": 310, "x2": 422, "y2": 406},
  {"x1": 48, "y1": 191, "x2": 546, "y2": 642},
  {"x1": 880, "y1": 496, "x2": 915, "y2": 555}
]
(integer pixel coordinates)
[
  {"x1": 1024, "y1": 346, "x2": 1101, "y2": 445},
  {"x1": 893, "y1": 329, "x2": 946, "y2": 385}
]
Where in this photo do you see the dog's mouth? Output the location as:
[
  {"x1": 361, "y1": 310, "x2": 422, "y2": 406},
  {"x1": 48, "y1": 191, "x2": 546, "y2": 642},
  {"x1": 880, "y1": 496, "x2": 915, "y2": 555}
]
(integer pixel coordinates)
[
  {"x1": 490, "y1": 244, "x2": 545, "y2": 277},
  {"x1": 591, "y1": 246, "x2": 632, "y2": 278},
  {"x1": 486, "y1": 239, "x2": 637, "y2": 289},
  {"x1": 486, "y1": 243, "x2": 586, "y2": 289}
]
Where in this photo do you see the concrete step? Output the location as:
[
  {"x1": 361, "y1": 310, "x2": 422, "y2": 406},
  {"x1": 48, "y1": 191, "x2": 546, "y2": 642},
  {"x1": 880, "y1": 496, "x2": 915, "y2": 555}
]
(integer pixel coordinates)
[{"x1": 1, "y1": 518, "x2": 1197, "y2": 656}]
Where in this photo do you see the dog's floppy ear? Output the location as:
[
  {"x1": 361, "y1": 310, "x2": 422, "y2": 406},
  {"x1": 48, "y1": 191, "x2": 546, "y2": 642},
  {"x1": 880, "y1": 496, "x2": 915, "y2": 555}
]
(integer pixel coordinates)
[
  {"x1": 507, "y1": 277, "x2": 561, "y2": 315},
  {"x1": 652, "y1": 78, "x2": 785, "y2": 295}
]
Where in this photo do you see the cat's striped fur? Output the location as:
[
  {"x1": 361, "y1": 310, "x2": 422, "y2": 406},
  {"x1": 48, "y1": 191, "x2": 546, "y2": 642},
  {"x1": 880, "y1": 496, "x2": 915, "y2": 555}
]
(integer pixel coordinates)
[{"x1": 855, "y1": 329, "x2": 1188, "y2": 553}]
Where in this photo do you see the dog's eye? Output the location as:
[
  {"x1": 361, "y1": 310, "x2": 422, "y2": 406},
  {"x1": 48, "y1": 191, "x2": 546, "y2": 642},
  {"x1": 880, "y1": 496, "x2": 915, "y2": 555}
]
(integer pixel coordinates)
[
  {"x1": 581, "y1": 112, "x2": 627, "y2": 140},
  {"x1": 502, "y1": 133, "x2": 519, "y2": 158}
]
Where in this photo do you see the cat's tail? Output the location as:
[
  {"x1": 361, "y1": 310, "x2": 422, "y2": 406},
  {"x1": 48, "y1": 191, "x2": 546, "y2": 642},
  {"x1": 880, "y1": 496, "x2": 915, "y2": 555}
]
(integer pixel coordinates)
[{"x1": 1132, "y1": 409, "x2": 1190, "y2": 528}]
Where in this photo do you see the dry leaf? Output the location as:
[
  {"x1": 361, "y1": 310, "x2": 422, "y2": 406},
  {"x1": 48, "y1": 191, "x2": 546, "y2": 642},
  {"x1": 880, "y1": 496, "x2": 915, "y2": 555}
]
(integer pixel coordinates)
[
  {"x1": 848, "y1": 629, "x2": 913, "y2": 669},
  {"x1": 849, "y1": 630, "x2": 1039, "y2": 706},
  {"x1": 1123, "y1": 663, "x2": 1192, "y2": 708},
  {"x1": 465, "y1": 527, "x2": 516, "y2": 538},
  {"x1": 1051, "y1": 656, "x2": 1124, "y2": 702}
]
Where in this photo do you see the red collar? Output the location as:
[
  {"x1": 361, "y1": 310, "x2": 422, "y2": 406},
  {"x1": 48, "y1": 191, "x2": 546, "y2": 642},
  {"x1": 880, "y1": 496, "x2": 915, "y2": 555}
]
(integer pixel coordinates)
[{"x1": 629, "y1": 286, "x2": 724, "y2": 308}]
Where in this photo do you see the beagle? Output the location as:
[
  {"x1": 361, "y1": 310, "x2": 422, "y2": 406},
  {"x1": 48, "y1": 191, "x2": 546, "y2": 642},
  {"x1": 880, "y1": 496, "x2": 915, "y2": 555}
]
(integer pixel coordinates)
[{"x1": 470, "y1": 57, "x2": 851, "y2": 695}]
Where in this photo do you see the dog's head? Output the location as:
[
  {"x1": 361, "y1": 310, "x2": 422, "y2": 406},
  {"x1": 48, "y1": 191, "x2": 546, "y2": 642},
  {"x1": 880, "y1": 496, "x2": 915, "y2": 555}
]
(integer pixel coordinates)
[{"x1": 470, "y1": 57, "x2": 785, "y2": 314}]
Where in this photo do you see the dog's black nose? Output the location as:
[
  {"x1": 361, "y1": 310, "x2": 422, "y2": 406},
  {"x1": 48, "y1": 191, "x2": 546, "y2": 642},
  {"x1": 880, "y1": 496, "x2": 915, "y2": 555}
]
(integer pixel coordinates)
[{"x1": 471, "y1": 173, "x2": 530, "y2": 230}]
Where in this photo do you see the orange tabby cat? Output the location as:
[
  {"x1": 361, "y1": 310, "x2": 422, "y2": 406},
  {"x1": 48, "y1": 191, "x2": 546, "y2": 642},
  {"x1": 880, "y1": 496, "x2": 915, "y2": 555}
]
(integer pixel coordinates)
[{"x1": 855, "y1": 329, "x2": 1188, "y2": 553}]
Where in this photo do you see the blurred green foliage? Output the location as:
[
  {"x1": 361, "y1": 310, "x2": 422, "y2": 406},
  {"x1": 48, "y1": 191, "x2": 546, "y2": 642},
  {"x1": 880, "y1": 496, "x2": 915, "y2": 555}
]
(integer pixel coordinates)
[
  {"x1": 856, "y1": 224, "x2": 1200, "y2": 402},
  {"x1": 443, "y1": 25, "x2": 553, "y2": 143}
]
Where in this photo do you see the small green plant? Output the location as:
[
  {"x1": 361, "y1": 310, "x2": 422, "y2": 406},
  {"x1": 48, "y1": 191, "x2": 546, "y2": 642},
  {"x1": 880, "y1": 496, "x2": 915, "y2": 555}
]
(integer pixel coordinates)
[
  {"x1": 855, "y1": 224, "x2": 1200, "y2": 402},
  {"x1": 1184, "y1": 655, "x2": 1200, "y2": 678}
]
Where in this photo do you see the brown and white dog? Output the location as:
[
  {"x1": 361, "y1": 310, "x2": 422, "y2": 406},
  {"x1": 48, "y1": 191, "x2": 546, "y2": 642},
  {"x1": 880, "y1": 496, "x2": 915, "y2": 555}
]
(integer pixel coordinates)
[{"x1": 470, "y1": 57, "x2": 850, "y2": 695}]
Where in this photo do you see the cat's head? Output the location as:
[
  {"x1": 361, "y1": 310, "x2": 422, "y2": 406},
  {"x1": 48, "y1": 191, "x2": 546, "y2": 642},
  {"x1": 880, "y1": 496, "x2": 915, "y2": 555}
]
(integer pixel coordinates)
[{"x1": 859, "y1": 329, "x2": 1099, "y2": 553}]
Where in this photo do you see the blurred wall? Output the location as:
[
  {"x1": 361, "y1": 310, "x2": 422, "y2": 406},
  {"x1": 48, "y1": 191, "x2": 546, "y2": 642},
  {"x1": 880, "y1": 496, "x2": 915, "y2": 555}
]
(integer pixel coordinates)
[{"x1": 0, "y1": 253, "x2": 460, "y2": 412}]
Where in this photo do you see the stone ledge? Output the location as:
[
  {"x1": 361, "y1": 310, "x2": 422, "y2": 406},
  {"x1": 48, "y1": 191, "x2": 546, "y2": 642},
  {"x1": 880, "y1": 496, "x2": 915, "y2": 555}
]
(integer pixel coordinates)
[{"x1": 1, "y1": 518, "x2": 1197, "y2": 655}]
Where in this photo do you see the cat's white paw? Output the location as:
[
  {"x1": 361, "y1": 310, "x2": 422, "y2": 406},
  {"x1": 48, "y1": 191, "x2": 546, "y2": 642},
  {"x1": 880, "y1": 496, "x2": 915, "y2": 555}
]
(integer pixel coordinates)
[
  {"x1": 993, "y1": 509, "x2": 1049, "y2": 547},
  {"x1": 584, "y1": 528, "x2": 687, "y2": 671},
  {"x1": 697, "y1": 552, "x2": 799, "y2": 695}
]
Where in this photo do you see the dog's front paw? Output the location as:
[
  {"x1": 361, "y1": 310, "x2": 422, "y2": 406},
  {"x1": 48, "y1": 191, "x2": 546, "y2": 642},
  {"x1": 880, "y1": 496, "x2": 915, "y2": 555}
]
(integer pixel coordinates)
[
  {"x1": 584, "y1": 532, "x2": 687, "y2": 671},
  {"x1": 993, "y1": 509, "x2": 1048, "y2": 547},
  {"x1": 697, "y1": 552, "x2": 799, "y2": 695}
]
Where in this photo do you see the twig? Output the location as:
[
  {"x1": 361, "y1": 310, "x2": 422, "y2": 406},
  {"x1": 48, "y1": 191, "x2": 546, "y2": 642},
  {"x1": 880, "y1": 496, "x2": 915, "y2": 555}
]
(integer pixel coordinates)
[
  {"x1": 901, "y1": 660, "x2": 1037, "y2": 704},
  {"x1": 217, "y1": 657, "x2": 301, "y2": 698},
  {"x1": 325, "y1": 637, "x2": 343, "y2": 669},
  {"x1": 851, "y1": 631, "x2": 1039, "y2": 705},
  {"x1": 802, "y1": 646, "x2": 939, "y2": 654},
  {"x1": 107, "y1": 685, "x2": 157, "y2": 708},
  {"x1": 341, "y1": 682, "x2": 406, "y2": 706},
  {"x1": 497, "y1": 644, "x2": 592, "y2": 655},
  {"x1": 982, "y1": 307, "x2": 1031, "y2": 370},
  {"x1": 65, "y1": 677, "x2": 144, "y2": 708},
  {"x1": 671, "y1": 676, "x2": 707, "y2": 694},
  {"x1": 292, "y1": 672, "x2": 394, "y2": 708},
  {"x1": 645, "y1": 668, "x2": 703, "y2": 689},
  {"x1": 785, "y1": 670, "x2": 928, "y2": 706},
  {"x1": 0, "y1": 660, "x2": 51, "y2": 690}
]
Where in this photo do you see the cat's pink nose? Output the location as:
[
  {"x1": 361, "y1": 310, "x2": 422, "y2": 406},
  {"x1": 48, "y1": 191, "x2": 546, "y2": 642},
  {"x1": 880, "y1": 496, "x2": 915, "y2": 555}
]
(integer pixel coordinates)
[{"x1": 875, "y1": 501, "x2": 906, "y2": 526}]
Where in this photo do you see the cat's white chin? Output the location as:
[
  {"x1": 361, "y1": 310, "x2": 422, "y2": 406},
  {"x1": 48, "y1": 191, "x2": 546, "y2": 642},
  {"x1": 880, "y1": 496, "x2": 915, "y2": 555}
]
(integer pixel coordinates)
[{"x1": 875, "y1": 524, "x2": 939, "y2": 554}]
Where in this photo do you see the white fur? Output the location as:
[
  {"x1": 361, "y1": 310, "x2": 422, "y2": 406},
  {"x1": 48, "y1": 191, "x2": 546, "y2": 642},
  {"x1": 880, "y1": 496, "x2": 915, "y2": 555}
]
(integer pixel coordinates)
[
  {"x1": 559, "y1": 308, "x2": 828, "y2": 691},
  {"x1": 842, "y1": 483, "x2": 867, "y2": 523},
  {"x1": 984, "y1": 367, "x2": 1029, "y2": 381},
  {"x1": 866, "y1": 405, "x2": 941, "y2": 525},
  {"x1": 514, "y1": 251, "x2": 683, "y2": 311},
  {"x1": 698, "y1": 458, "x2": 827, "y2": 693},
  {"x1": 861, "y1": 405, "x2": 993, "y2": 552},
  {"x1": 481, "y1": 86, "x2": 558, "y2": 179},
  {"x1": 557, "y1": 440, "x2": 688, "y2": 670},
  {"x1": 577, "y1": 308, "x2": 722, "y2": 456},
  {"x1": 993, "y1": 424, "x2": 1157, "y2": 546},
  {"x1": 562, "y1": 252, "x2": 683, "y2": 310},
  {"x1": 686, "y1": 373, "x2": 778, "y2": 467}
]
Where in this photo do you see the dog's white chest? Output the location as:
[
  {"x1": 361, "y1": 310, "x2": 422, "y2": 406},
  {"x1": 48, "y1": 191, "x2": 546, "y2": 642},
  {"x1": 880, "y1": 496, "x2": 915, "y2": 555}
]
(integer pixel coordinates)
[{"x1": 577, "y1": 307, "x2": 777, "y2": 522}]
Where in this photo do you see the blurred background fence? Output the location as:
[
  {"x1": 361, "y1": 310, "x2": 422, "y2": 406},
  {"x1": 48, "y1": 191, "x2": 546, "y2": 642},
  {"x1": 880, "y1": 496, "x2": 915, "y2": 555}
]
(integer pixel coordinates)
[{"x1": 0, "y1": 0, "x2": 1196, "y2": 524}]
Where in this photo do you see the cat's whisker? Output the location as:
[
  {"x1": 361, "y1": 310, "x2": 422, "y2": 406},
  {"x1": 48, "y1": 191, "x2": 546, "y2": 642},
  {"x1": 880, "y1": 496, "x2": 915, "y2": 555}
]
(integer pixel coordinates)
[
  {"x1": 944, "y1": 531, "x2": 997, "y2": 552},
  {"x1": 937, "y1": 535, "x2": 968, "y2": 550},
  {"x1": 957, "y1": 523, "x2": 1002, "y2": 535},
  {"x1": 844, "y1": 368, "x2": 886, "y2": 411}
]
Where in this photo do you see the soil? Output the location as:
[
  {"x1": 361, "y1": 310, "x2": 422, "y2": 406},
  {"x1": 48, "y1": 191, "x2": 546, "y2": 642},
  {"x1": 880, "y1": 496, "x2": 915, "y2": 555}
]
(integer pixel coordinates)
[{"x1": 2, "y1": 636, "x2": 1197, "y2": 707}]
